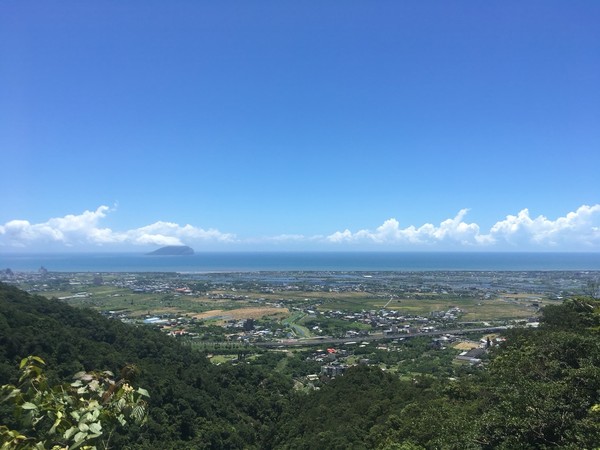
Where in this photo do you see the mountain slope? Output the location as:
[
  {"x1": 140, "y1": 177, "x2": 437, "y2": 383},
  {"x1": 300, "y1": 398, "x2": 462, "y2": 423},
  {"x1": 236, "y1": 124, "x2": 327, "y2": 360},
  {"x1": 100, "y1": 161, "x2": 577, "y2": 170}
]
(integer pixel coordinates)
[{"x1": 0, "y1": 282, "x2": 290, "y2": 449}]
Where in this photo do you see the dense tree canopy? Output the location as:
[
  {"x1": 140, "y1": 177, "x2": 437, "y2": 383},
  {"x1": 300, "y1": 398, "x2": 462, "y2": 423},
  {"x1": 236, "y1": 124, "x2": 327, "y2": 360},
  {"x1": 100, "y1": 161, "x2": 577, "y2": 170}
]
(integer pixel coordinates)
[{"x1": 0, "y1": 283, "x2": 292, "y2": 449}]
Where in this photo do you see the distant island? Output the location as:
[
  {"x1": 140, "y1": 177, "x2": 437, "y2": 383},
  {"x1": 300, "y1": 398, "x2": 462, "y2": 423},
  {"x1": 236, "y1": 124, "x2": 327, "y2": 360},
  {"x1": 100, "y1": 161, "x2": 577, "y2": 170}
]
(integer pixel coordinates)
[{"x1": 147, "y1": 245, "x2": 194, "y2": 256}]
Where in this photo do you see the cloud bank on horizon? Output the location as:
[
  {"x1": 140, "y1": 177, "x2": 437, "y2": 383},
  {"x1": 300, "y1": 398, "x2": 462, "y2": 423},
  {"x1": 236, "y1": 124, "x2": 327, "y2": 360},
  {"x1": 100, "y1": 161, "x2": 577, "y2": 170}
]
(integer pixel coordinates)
[
  {"x1": 0, "y1": 204, "x2": 599, "y2": 251},
  {"x1": 0, "y1": 206, "x2": 235, "y2": 250}
]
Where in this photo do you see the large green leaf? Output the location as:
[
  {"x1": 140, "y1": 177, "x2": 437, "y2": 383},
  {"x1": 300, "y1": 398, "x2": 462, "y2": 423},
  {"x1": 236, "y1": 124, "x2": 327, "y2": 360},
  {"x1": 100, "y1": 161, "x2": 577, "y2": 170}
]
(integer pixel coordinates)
[
  {"x1": 136, "y1": 387, "x2": 150, "y2": 398},
  {"x1": 89, "y1": 422, "x2": 102, "y2": 434}
]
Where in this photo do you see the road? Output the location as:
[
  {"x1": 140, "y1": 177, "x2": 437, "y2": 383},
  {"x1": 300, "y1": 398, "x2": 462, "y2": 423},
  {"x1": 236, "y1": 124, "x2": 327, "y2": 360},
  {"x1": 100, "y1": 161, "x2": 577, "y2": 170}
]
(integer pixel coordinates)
[{"x1": 253, "y1": 326, "x2": 508, "y2": 348}]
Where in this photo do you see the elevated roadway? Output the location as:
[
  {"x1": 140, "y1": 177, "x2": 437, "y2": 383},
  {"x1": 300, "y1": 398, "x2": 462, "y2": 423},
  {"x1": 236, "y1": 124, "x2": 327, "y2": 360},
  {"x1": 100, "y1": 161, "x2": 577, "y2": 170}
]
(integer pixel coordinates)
[{"x1": 253, "y1": 326, "x2": 508, "y2": 348}]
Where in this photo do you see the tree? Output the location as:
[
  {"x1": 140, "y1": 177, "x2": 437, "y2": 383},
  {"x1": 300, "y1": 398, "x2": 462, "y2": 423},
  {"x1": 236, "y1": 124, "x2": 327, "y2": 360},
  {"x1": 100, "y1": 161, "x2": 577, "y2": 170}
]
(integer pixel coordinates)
[
  {"x1": 477, "y1": 300, "x2": 600, "y2": 448},
  {"x1": 1, "y1": 356, "x2": 149, "y2": 450}
]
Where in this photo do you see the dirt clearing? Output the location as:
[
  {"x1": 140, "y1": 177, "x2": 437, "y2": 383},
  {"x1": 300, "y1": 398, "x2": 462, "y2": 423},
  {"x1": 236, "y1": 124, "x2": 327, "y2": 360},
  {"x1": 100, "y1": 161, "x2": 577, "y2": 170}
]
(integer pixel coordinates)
[{"x1": 193, "y1": 307, "x2": 289, "y2": 321}]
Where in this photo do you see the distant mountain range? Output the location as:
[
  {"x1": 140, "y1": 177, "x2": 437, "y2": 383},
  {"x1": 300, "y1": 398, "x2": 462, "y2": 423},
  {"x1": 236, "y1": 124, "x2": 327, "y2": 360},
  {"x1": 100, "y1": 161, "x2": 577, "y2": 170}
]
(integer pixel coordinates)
[{"x1": 147, "y1": 245, "x2": 194, "y2": 256}]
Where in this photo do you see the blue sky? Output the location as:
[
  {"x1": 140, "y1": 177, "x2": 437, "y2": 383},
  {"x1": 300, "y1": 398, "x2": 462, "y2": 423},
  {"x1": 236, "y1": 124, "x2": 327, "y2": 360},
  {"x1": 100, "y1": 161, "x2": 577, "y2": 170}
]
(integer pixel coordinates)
[{"x1": 1, "y1": 1, "x2": 599, "y2": 252}]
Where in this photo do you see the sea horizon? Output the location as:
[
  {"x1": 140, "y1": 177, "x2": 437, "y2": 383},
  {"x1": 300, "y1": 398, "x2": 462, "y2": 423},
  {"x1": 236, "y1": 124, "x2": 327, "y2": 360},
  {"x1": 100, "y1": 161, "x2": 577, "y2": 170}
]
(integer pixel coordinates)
[{"x1": 1, "y1": 251, "x2": 600, "y2": 273}]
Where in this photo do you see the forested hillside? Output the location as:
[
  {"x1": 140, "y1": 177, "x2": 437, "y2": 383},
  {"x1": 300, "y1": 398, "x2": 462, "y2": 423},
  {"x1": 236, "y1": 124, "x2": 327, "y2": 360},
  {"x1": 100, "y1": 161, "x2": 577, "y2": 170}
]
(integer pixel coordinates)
[
  {"x1": 274, "y1": 298, "x2": 600, "y2": 449},
  {"x1": 0, "y1": 283, "x2": 291, "y2": 449},
  {"x1": 2, "y1": 282, "x2": 600, "y2": 449}
]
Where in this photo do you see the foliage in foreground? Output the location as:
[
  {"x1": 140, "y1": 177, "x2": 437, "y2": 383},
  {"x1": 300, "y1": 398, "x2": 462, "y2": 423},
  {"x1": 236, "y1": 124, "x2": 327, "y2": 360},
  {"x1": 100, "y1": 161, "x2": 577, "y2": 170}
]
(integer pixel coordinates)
[{"x1": 1, "y1": 356, "x2": 148, "y2": 450}]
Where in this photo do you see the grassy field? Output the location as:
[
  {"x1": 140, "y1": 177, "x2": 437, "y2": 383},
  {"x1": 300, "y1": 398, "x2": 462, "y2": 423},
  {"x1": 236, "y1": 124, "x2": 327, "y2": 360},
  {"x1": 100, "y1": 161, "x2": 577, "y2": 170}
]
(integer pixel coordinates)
[
  {"x1": 20, "y1": 276, "x2": 558, "y2": 323},
  {"x1": 318, "y1": 292, "x2": 554, "y2": 321},
  {"x1": 282, "y1": 312, "x2": 312, "y2": 337}
]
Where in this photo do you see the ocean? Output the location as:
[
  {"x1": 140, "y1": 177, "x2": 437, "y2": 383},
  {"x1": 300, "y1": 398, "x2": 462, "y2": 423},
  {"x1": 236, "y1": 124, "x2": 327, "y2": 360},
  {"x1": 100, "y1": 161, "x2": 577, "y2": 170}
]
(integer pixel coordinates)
[{"x1": 1, "y1": 252, "x2": 600, "y2": 272}]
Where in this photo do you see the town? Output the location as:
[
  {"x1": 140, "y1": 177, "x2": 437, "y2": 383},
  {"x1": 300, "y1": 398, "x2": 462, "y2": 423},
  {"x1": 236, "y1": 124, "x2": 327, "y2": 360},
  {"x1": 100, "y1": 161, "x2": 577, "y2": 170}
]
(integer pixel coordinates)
[{"x1": 2, "y1": 268, "x2": 598, "y2": 385}]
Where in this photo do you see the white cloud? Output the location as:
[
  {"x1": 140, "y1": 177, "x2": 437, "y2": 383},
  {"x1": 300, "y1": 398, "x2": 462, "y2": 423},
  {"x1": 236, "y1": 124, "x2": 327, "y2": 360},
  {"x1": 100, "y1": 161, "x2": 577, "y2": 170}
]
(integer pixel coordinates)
[
  {"x1": 326, "y1": 205, "x2": 600, "y2": 249},
  {"x1": 122, "y1": 221, "x2": 236, "y2": 246},
  {"x1": 0, "y1": 206, "x2": 112, "y2": 246},
  {"x1": 327, "y1": 209, "x2": 486, "y2": 246},
  {"x1": 0, "y1": 206, "x2": 235, "y2": 248},
  {"x1": 327, "y1": 229, "x2": 353, "y2": 243},
  {"x1": 1, "y1": 204, "x2": 599, "y2": 251},
  {"x1": 487, "y1": 204, "x2": 600, "y2": 247}
]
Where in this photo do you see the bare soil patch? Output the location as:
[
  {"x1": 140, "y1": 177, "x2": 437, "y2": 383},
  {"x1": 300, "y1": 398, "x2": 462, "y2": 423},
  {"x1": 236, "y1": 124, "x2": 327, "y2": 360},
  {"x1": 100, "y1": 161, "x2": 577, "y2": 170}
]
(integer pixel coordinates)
[
  {"x1": 453, "y1": 341, "x2": 481, "y2": 351},
  {"x1": 193, "y1": 307, "x2": 289, "y2": 321}
]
